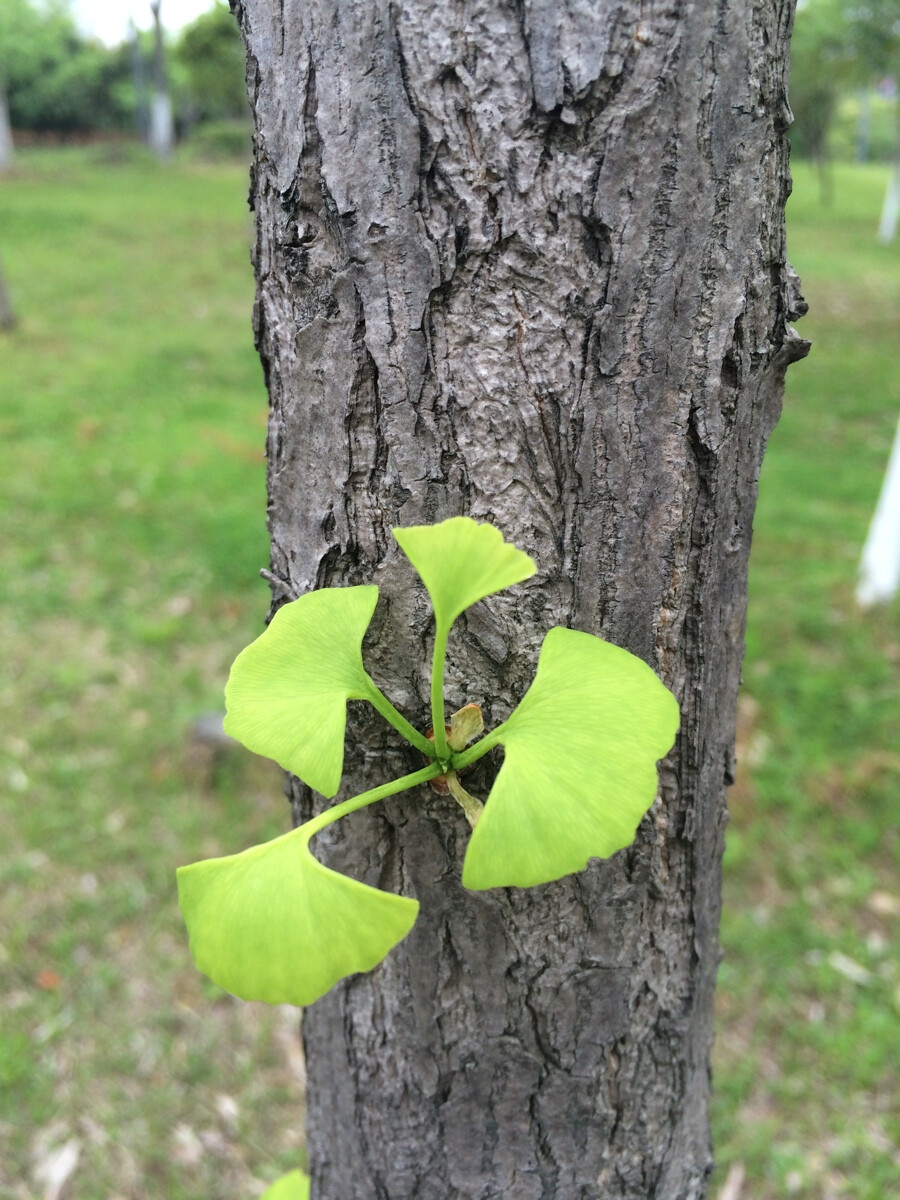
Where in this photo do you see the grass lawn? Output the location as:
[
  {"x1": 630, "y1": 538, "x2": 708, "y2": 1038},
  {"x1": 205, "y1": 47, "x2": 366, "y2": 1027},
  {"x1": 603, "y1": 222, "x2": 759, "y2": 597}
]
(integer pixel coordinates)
[
  {"x1": 710, "y1": 162, "x2": 899, "y2": 1199},
  {"x1": 1, "y1": 149, "x2": 897, "y2": 1198},
  {"x1": 0, "y1": 147, "x2": 300, "y2": 1198}
]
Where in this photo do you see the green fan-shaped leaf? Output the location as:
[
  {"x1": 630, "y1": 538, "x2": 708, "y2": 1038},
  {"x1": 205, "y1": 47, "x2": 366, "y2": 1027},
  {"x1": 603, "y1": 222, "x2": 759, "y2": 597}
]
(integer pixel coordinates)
[
  {"x1": 223, "y1": 586, "x2": 378, "y2": 797},
  {"x1": 177, "y1": 818, "x2": 419, "y2": 1007},
  {"x1": 461, "y1": 627, "x2": 680, "y2": 890},
  {"x1": 260, "y1": 1170, "x2": 310, "y2": 1200},
  {"x1": 394, "y1": 517, "x2": 535, "y2": 627}
]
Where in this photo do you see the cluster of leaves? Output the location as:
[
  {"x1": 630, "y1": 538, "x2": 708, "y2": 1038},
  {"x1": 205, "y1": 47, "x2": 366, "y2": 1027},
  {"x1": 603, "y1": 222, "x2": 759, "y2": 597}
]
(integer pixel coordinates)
[{"x1": 177, "y1": 518, "x2": 679, "y2": 1011}]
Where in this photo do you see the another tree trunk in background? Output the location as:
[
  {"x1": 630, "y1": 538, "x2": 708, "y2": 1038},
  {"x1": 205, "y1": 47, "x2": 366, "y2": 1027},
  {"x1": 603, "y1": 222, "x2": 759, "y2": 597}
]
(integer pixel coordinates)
[
  {"x1": 0, "y1": 86, "x2": 13, "y2": 172},
  {"x1": 232, "y1": 2, "x2": 808, "y2": 1196},
  {"x1": 0, "y1": 259, "x2": 15, "y2": 330},
  {"x1": 149, "y1": 2, "x2": 174, "y2": 160}
]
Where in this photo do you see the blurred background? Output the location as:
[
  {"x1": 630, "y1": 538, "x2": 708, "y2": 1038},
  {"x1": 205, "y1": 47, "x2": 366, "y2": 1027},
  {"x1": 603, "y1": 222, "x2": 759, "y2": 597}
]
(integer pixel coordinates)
[{"x1": 0, "y1": 2, "x2": 896, "y2": 1197}]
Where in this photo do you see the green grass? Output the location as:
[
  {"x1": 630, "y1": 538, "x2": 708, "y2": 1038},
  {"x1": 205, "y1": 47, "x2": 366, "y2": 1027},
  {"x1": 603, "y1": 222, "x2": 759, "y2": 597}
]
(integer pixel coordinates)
[
  {"x1": 1, "y1": 149, "x2": 897, "y2": 1198},
  {"x1": 710, "y1": 162, "x2": 899, "y2": 1199},
  {"x1": 0, "y1": 147, "x2": 303, "y2": 1198}
]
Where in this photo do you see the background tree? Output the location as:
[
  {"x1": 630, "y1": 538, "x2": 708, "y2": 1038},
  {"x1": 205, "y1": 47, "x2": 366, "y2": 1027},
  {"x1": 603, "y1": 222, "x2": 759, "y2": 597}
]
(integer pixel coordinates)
[
  {"x1": 0, "y1": 1, "x2": 254, "y2": 147},
  {"x1": 0, "y1": 258, "x2": 15, "y2": 330},
  {"x1": 148, "y1": 1, "x2": 174, "y2": 160},
  {"x1": 175, "y1": 0, "x2": 248, "y2": 127},
  {"x1": 789, "y1": 0, "x2": 899, "y2": 165},
  {"x1": 230, "y1": 0, "x2": 809, "y2": 1195},
  {"x1": 0, "y1": 0, "x2": 132, "y2": 135},
  {"x1": 0, "y1": 83, "x2": 13, "y2": 168}
]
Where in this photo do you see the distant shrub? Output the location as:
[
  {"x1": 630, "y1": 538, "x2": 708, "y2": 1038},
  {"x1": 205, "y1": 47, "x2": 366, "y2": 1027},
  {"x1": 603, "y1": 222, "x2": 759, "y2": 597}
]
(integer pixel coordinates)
[
  {"x1": 185, "y1": 119, "x2": 251, "y2": 162},
  {"x1": 174, "y1": 1, "x2": 248, "y2": 125}
]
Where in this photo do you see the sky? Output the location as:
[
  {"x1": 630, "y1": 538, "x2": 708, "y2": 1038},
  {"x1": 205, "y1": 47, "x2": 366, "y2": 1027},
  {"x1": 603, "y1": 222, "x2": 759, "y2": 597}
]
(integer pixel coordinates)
[{"x1": 70, "y1": 0, "x2": 219, "y2": 46}]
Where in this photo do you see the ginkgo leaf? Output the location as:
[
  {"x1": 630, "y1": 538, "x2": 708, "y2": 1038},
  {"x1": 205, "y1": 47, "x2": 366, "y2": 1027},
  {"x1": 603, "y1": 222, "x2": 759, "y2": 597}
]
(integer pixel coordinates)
[
  {"x1": 394, "y1": 517, "x2": 536, "y2": 628},
  {"x1": 223, "y1": 585, "x2": 378, "y2": 797},
  {"x1": 461, "y1": 627, "x2": 680, "y2": 890},
  {"x1": 260, "y1": 1171, "x2": 310, "y2": 1200},
  {"x1": 177, "y1": 817, "x2": 419, "y2": 1007}
]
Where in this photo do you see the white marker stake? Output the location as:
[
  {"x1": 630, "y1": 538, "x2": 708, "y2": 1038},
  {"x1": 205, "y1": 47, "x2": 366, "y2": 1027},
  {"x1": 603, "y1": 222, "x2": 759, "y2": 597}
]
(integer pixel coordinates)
[{"x1": 857, "y1": 415, "x2": 900, "y2": 606}]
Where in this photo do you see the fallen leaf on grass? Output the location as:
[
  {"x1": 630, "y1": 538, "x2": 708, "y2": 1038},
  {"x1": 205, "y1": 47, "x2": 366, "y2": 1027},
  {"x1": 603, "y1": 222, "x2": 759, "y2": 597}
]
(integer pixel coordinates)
[
  {"x1": 171, "y1": 1123, "x2": 203, "y2": 1167},
  {"x1": 215, "y1": 1093, "x2": 239, "y2": 1132},
  {"x1": 827, "y1": 950, "x2": 872, "y2": 985},
  {"x1": 716, "y1": 1161, "x2": 745, "y2": 1200},
  {"x1": 33, "y1": 1137, "x2": 80, "y2": 1200},
  {"x1": 868, "y1": 890, "x2": 899, "y2": 917}
]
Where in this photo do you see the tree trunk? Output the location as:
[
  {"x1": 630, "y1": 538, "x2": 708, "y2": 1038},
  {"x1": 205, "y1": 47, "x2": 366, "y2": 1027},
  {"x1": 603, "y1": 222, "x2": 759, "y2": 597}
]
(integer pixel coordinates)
[
  {"x1": 149, "y1": 2, "x2": 174, "y2": 160},
  {"x1": 0, "y1": 85, "x2": 13, "y2": 172},
  {"x1": 0, "y1": 259, "x2": 15, "y2": 331},
  {"x1": 231, "y1": 1, "x2": 808, "y2": 1196}
]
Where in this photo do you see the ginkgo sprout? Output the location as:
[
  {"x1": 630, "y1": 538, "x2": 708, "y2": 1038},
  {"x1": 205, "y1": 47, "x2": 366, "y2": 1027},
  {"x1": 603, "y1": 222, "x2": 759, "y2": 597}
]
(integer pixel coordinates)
[
  {"x1": 259, "y1": 1168, "x2": 309, "y2": 1199},
  {"x1": 177, "y1": 517, "x2": 680, "y2": 1009}
]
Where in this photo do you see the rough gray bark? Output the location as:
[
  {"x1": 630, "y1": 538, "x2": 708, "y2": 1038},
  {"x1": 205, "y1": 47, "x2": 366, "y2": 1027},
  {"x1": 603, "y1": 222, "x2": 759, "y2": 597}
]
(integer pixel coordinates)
[{"x1": 231, "y1": 1, "x2": 808, "y2": 1196}]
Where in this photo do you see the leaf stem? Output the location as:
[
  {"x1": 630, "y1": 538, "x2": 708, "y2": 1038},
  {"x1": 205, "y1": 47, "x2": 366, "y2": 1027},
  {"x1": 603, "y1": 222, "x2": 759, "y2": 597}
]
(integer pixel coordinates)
[
  {"x1": 364, "y1": 678, "x2": 436, "y2": 757},
  {"x1": 430, "y1": 620, "x2": 451, "y2": 760},
  {"x1": 304, "y1": 763, "x2": 444, "y2": 840},
  {"x1": 450, "y1": 725, "x2": 505, "y2": 771},
  {"x1": 445, "y1": 771, "x2": 484, "y2": 828}
]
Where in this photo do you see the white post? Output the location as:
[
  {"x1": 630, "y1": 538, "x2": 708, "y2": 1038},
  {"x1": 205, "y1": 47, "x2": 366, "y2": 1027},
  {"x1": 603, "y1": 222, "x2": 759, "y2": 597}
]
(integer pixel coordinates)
[
  {"x1": 0, "y1": 86, "x2": 14, "y2": 171},
  {"x1": 148, "y1": 1, "x2": 174, "y2": 160},
  {"x1": 0, "y1": 258, "x2": 15, "y2": 330},
  {"x1": 877, "y1": 166, "x2": 899, "y2": 245},
  {"x1": 857, "y1": 416, "x2": 900, "y2": 606},
  {"x1": 149, "y1": 91, "x2": 174, "y2": 160}
]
